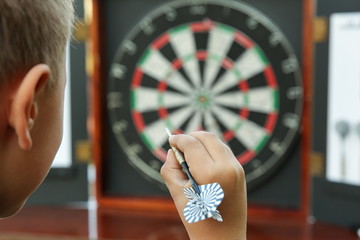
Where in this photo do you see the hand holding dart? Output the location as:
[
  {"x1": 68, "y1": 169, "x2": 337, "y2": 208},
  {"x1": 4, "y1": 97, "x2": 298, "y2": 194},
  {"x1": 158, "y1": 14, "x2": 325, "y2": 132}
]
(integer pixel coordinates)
[{"x1": 165, "y1": 128, "x2": 225, "y2": 223}]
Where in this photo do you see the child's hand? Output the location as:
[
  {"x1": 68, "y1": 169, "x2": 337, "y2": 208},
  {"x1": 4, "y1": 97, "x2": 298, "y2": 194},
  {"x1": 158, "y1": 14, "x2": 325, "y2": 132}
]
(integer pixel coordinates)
[{"x1": 161, "y1": 131, "x2": 247, "y2": 240}]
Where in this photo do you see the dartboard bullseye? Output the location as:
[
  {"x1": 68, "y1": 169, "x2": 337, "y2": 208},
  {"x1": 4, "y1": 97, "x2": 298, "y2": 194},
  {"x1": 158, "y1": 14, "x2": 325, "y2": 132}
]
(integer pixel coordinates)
[{"x1": 108, "y1": 0, "x2": 303, "y2": 190}]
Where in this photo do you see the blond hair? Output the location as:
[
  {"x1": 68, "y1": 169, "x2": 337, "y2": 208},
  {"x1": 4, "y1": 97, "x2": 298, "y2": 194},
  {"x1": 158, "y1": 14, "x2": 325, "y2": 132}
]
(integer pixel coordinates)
[{"x1": 0, "y1": 0, "x2": 74, "y2": 88}]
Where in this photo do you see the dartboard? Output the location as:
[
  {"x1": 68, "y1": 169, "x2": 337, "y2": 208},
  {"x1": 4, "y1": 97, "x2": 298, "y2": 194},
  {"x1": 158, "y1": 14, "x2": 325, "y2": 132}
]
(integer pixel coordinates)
[{"x1": 107, "y1": 0, "x2": 303, "y2": 190}]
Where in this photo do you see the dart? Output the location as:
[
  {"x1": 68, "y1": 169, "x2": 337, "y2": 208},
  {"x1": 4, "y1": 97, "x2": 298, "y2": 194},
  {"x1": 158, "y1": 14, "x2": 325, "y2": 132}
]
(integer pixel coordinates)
[
  {"x1": 165, "y1": 128, "x2": 201, "y2": 194},
  {"x1": 165, "y1": 128, "x2": 224, "y2": 223}
]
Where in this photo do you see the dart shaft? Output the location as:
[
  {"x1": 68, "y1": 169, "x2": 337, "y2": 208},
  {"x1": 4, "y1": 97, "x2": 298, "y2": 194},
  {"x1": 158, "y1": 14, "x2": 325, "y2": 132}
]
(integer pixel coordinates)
[
  {"x1": 181, "y1": 161, "x2": 201, "y2": 194},
  {"x1": 171, "y1": 146, "x2": 201, "y2": 194},
  {"x1": 171, "y1": 146, "x2": 185, "y2": 165}
]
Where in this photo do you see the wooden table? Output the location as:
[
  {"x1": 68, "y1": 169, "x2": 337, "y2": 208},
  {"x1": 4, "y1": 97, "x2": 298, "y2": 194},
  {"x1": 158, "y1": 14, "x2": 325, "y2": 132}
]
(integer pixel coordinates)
[{"x1": 0, "y1": 206, "x2": 358, "y2": 240}]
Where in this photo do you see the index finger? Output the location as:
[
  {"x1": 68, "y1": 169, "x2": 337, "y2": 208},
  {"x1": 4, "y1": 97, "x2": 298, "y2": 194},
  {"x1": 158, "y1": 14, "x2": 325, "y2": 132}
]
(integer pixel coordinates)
[
  {"x1": 189, "y1": 131, "x2": 236, "y2": 164},
  {"x1": 169, "y1": 134, "x2": 214, "y2": 166}
]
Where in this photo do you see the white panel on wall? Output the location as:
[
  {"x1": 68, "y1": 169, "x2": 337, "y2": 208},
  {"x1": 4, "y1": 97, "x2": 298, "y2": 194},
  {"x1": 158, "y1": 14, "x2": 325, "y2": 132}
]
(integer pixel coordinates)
[{"x1": 327, "y1": 12, "x2": 360, "y2": 186}]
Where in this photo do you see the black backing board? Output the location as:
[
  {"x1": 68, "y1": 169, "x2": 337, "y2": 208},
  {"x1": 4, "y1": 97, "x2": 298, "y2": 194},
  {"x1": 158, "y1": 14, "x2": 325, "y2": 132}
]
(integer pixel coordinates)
[{"x1": 102, "y1": 0, "x2": 305, "y2": 209}]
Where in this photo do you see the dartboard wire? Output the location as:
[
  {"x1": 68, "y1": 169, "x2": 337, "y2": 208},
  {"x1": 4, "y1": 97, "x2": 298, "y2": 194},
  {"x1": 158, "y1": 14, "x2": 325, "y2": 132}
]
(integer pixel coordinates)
[
  {"x1": 131, "y1": 86, "x2": 191, "y2": 113},
  {"x1": 214, "y1": 86, "x2": 279, "y2": 115},
  {"x1": 136, "y1": 46, "x2": 193, "y2": 95},
  {"x1": 184, "y1": 110, "x2": 203, "y2": 133},
  {"x1": 132, "y1": 49, "x2": 279, "y2": 165},
  {"x1": 150, "y1": 0, "x2": 298, "y2": 112},
  {"x1": 213, "y1": 91, "x2": 246, "y2": 110},
  {"x1": 131, "y1": 32, "x2": 198, "y2": 160},
  {"x1": 205, "y1": 39, "x2": 280, "y2": 148},
  {"x1": 133, "y1": 104, "x2": 195, "y2": 161},
  {"x1": 169, "y1": 24, "x2": 203, "y2": 89},
  {"x1": 108, "y1": 0, "x2": 304, "y2": 188},
  {"x1": 211, "y1": 104, "x2": 243, "y2": 139},
  {"x1": 161, "y1": 92, "x2": 215, "y2": 135},
  {"x1": 211, "y1": 103, "x2": 269, "y2": 154},
  {"x1": 145, "y1": 63, "x2": 275, "y2": 155},
  {"x1": 204, "y1": 109, "x2": 223, "y2": 137},
  {"x1": 202, "y1": 105, "x2": 253, "y2": 162},
  {"x1": 203, "y1": 23, "x2": 258, "y2": 94},
  {"x1": 205, "y1": 84, "x2": 278, "y2": 165},
  {"x1": 132, "y1": 39, "x2": 212, "y2": 162},
  {"x1": 246, "y1": 87, "x2": 279, "y2": 114},
  {"x1": 134, "y1": 18, "x2": 278, "y2": 153},
  {"x1": 211, "y1": 45, "x2": 270, "y2": 96},
  {"x1": 155, "y1": 77, "x2": 199, "y2": 136},
  {"x1": 162, "y1": 105, "x2": 195, "y2": 132},
  {"x1": 213, "y1": 80, "x2": 279, "y2": 139},
  {"x1": 203, "y1": 22, "x2": 252, "y2": 90}
]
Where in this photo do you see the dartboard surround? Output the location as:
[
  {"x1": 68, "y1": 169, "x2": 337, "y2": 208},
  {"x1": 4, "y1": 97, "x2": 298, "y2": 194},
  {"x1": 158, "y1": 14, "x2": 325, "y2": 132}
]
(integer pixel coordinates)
[{"x1": 108, "y1": 1, "x2": 303, "y2": 190}]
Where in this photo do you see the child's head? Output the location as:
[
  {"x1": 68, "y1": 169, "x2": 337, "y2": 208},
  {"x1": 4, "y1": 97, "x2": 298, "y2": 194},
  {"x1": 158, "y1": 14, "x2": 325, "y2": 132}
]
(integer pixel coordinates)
[
  {"x1": 0, "y1": 0, "x2": 74, "y2": 88},
  {"x1": 0, "y1": 0, "x2": 74, "y2": 217}
]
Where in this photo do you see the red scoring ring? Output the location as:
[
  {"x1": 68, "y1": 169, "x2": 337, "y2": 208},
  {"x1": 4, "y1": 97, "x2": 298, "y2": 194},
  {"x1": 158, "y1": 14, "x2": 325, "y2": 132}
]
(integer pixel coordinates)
[{"x1": 131, "y1": 21, "x2": 280, "y2": 165}]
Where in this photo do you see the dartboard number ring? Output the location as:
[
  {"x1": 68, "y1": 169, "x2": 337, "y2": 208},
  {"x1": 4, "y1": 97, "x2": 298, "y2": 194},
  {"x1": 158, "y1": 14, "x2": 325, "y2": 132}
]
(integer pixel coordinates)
[{"x1": 108, "y1": 0, "x2": 302, "y2": 191}]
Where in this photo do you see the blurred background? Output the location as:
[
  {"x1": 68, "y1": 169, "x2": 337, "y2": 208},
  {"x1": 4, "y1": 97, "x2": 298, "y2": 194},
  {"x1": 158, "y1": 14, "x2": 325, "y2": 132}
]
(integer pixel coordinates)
[{"x1": 0, "y1": 0, "x2": 360, "y2": 239}]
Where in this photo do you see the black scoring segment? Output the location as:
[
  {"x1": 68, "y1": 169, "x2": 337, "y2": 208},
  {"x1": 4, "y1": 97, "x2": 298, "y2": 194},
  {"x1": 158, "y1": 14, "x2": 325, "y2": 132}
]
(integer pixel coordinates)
[
  {"x1": 194, "y1": 32, "x2": 209, "y2": 50},
  {"x1": 227, "y1": 41, "x2": 246, "y2": 62},
  {"x1": 108, "y1": 1, "x2": 302, "y2": 191},
  {"x1": 158, "y1": 42, "x2": 178, "y2": 62},
  {"x1": 246, "y1": 71, "x2": 267, "y2": 88}
]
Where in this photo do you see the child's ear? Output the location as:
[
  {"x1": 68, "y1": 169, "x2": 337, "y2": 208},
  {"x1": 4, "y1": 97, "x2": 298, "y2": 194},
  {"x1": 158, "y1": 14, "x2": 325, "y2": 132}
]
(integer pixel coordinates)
[{"x1": 8, "y1": 64, "x2": 50, "y2": 150}]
